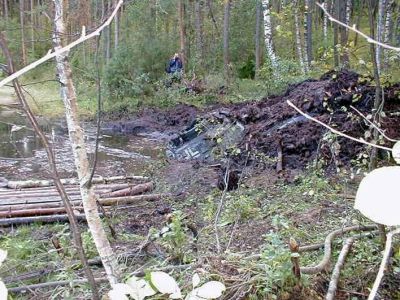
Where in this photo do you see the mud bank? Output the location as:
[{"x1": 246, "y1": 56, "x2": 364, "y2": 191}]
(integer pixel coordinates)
[{"x1": 105, "y1": 70, "x2": 400, "y2": 172}]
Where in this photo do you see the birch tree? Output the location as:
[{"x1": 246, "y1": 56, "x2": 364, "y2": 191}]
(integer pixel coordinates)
[
  {"x1": 383, "y1": 0, "x2": 395, "y2": 71},
  {"x1": 53, "y1": 0, "x2": 120, "y2": 286},
  {"x1": 376, "y1": 0, "x2": 387, "y2": 74},
  {"x1": 323, "y1": 0, "x2": 328, "y2": 42},
  {"x1": 0, "y1": 32, "x2": 100, "y2": 299},
  {"x1": 294, "y1": 0, "x2": 306, "y2": 73},
  {"x1": 262, "y1": 0, "x2": 278, "y2": 68}
]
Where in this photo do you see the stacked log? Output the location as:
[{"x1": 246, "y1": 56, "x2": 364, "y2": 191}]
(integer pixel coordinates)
[{"x1": 0, "y1": 176, "x2": 167, "y2": 226}]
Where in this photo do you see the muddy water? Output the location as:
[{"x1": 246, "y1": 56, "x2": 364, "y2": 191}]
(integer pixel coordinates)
[{"x1": 0, "y1": 108, "x2": 164, "y2": 181}]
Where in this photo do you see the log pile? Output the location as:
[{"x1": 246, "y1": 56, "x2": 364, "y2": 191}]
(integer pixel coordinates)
[{"x1": 0, "y1": 176, "x2": 166, "y2": 226}]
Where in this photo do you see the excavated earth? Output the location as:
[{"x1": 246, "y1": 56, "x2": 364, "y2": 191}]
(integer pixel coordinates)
[{"x1": 106, "y1": 69, "x2": 400, "y2": 173}]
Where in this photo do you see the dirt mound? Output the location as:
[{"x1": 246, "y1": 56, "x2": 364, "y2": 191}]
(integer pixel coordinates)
[
  {"x1": 104, "y1": 70, "x2": 400, "y2": 171},
  {"x1": 225, "y1": 70, "x2": 400, "y2": 170}
]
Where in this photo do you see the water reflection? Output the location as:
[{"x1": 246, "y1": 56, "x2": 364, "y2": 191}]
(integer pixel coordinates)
[{"x1": 0, "y1": 112, "x2": 163, "y2": 180}]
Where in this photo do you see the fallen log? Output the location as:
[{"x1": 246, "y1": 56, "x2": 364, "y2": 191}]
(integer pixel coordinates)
[
  {"x1": 0, "y1": 195, "x2": 83, "y2": 206},
  {"x1": 0, "y1": 183, "x2": 135, "y2": 195},
  {"x1": 98, "y1": 193, "x2": 167, "y2": 206},
  {"x1": 100, "y1": 182, "x2": 154, "y2": 198},
  {"x1": 0, "y1": 214, "x2": 90, "y2": 226},
  {"x1": 6, "y1": 175, "x2": 149, "y2": 189},
  {"x1": 0, "y1": 201, "x2": 81, "y2": 212},
  {"x1": 0, "y1": 183, "x2": 138, "y2": 202},
  {"x1": 0, "y1": 206, "x2": 84, "y2": 218},
  {"x1": 0, "y1": 194, "x2": 167, "y2": 222}
]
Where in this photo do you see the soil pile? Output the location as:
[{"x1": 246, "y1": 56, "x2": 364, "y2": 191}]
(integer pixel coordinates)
[
  {"x1": 229, "y1": 70, "x2": 400, "y2": 169},
  {"x1": 104, "y1": 70, "x2": 400, "y2": 170}
]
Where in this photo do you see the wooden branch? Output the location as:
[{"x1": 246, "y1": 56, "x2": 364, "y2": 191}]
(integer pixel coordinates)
[
  {"x1": 326, "y1": 237, "x2": 355, "y2": 300},
  {"x1": 368, "y1": 228, "x2": 400, "y2": 300},
  {"x1": 276, "y1": 139, "x2": 283, "y2": 172},
  {"x1": 6, "y1": 175, "x2": 149, "y2": 189},
  {"x1": 0, "y1": 0, "x2": 124, "y2": 89},
  {"x1": 300, "y1": 225, "x2": 377, "y2": 274},
  {"x1": 7, "y1": 278, "x2": 108, "y2": 293},
  {"x1": 287, "y1": 100, "x2": 392, "y2": 151}
]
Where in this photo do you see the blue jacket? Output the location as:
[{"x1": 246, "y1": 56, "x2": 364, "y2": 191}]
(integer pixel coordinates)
[{"x1": 166, "y1": 57, "x2": 183, "y2": 73}]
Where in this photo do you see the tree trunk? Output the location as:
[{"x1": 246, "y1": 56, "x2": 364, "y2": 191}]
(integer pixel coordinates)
[
  {"x1": 30, "y1": 0, "x2": 35, "y2": 57},
  {"x1": 354, "y1": 1, "x2": 364, "y2": 46},
  {"x1": 376, "y1": 0, "x2": 387, "y2": 74},
  {"x1": 114, "y1": 4, "x2": 119, "y2": 51},
  {"x1": 0, "y1": 32, "x2": 100, "y2": 300},
  {"x1": 194, "y1": 0, "x2": 204, "y2": 69},
  {"x1": 333, "y1": 0, "x2": 339, "y2": 67},
  {"x1": 3, "y1": 0, "x2": 9, "y2": 24},
  {"x1": 323, "y1": 1, "x2": 328, "y2": 42},
  {"x1": 368, "y1": 0, "x2": 382, "y2": 171},
  {"x1": 294, "y1": 0, "x2": 305, "y2": 73},
  {"x1": 383, "y1": 0, "x2": 395, "y2": 71},
  {"x1": 345, "y1": 0, "x2": 352, "y2": 34},
  {"x1": 179, "y1": 0, "x2": 187, "y2": 70},
  {"x1": 223, "y1": 0, "x2": 231, "y2": 83},
  {"x1": 255, "y1": 0, "x2": 262, "y2": 78},
  {"x1": 20, "y1": 0, "x2": 27, "y2": 65},
  {"x1": 262, "y1": 0, "x2": 278, "y2": 68},
  {"x1": 52, "y1": 0, "x2": 120, "y2": 286},
  {"x1": 304, "y1": 0, "x2": 312, "y2": 68},
  {"x1": 340, "y1": 0, "x2": 350, "y2": 67}
]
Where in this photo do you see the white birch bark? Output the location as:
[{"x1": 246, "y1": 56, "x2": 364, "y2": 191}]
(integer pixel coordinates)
[
  {"x1": 383, "y1": 0, "x2": 394, "y2": 70},
  {"x1": 323, "y1": 1, "x2": 328, "y2": 42},
  {"x1": 345, "y1": 0, "x2": 352, "y2": 33},
  {"x1": 376, "y1": 0, "x2": 387, "y2": 74},
  {"x1": 52, "y1": 0, "x2": 120, "y2": 286},
  {"x1": 262, "y1": 0, "x2": 278, "y2": 68},
  {"x1": 303, "y1": 0, "x2": 311, "y2": 71}
]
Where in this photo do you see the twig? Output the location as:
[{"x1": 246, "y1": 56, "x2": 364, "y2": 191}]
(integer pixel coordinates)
[
  {"x1": 368, "y1": 228, "x2": 400, "y2": 300},
  {"x1": 350, "y1": 105, "x2": 399, "y2": 143},
  {"x1": 0, "y1": 0, "x2": 124, "y2": 89},
  {"x1": 286, "y1": 100, "x2": 392, "y2": 151},
  {"x1": 89, "y1": 34, "x2": 103, "y2": 185},
  {"x1": 215, "y1": 160, "x2": 230, "y2": 253},
  {"x1": 326, "y1": 237, "x2": 355, "y2": 300},
  {"x1": 316, "y1": 2, "x2": 400, "y2": 52},
  {"x1": 8, "y1": 278, "x2": 108, "y2": 293}
]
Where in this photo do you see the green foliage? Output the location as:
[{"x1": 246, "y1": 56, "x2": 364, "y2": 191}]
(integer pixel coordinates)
[
  {"x1": 259, "y1": 232, "x2": 299, "y2": 294},
  {"x1": 237, "y1": 58, "x2": 255, "y2": 79},
  {"x1": 158, "y1": 211, "x2": 194, "y2": 263}
]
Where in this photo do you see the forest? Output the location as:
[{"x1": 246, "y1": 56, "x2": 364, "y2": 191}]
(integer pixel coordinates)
[{"x1": 0, "y1": 0, "x2": 400, "y2": 299}]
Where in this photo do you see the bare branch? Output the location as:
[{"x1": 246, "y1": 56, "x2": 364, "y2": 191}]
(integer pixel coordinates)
[
  {"x1": 0, "y1": 0, "x2": 123, "y2": 89},
  {"x1": 326, "y1": 237, "x2": 355, "y2": 300},
  {"x1": 350, "y1": 105, "x2": 399, "y2": 143},
  {"x1": 316, "y1": 2, "x2": 400, "y2": 53},
  {"x1": 368, "y1": 228, "x2": 400, "y2": 300},
  {"x1": 286, "y1": 100, "x2": 392, "y2": 151}
]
